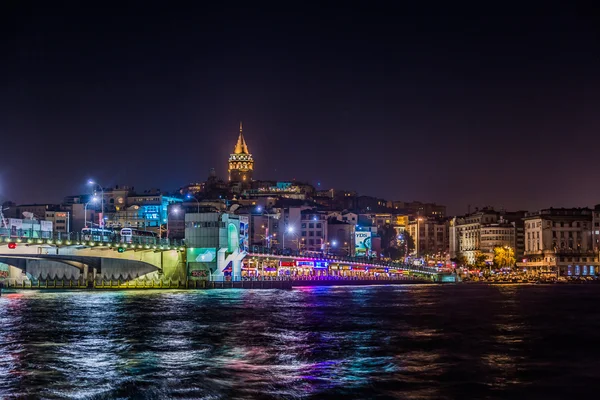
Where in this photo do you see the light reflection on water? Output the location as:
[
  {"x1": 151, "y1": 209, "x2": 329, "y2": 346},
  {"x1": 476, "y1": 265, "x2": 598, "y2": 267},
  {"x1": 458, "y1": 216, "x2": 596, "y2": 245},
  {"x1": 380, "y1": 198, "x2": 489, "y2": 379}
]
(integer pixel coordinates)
[{"x1": 1, "y1": 285, "x2": 600, "y2": 399}]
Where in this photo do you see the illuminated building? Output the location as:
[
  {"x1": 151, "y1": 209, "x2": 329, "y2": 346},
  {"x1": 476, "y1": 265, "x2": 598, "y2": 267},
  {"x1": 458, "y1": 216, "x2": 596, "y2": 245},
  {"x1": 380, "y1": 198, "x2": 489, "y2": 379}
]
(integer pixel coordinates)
[
  {"x1": 228, "y1": 122, "x2": 254, "y2": 182},
  {"x1": 449, "y1": 208, "x2": 516, "y2": 264},
  {"x1": 518, "y1": 208, "x2": 599, "y2": 276},
  {"x1": 407, "y1": 218, "x2": 449, "y2": 257},
  {"x1": 243, "y1": 181, "x2": 310, "y2": 200},
  {"x1": 300, "y1": 210, "x2": 328, "y2": 252}
]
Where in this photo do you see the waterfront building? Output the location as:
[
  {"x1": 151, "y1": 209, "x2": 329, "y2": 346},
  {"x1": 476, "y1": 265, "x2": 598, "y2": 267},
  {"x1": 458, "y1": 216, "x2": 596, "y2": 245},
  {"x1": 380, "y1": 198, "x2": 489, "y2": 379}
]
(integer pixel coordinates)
[
  {"x1": 518, "y1": 208, "x2": 599, "y2": 276},
  {"x1": 44, "y1": 211, "x2": 70, "y2": 235},
  {"x1": 407, "y1": 218, "x2": 449, "y2": 258},
  {"x1": 185, "y1": 210, "x2": 248, "y2": 280},
  {"x1": 300, "y1": 209, "x2": 328, "y2": 252},
  {"x1": 228, "y1": 122, "x2": 254, "y2": 182},
  {"x1": 449, "y1": 208, "x2": 516, "y2": 264},
  {"x1": 166, "y1": 200, "x2": 226, "y2": 240}
]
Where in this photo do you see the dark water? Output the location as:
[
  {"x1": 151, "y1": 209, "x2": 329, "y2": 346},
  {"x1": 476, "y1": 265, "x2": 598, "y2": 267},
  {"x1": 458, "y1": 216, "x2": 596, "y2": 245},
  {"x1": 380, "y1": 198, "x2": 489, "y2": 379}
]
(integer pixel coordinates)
[{"x1": 1, "y1": 285, "x2": 600, "y2": 399}]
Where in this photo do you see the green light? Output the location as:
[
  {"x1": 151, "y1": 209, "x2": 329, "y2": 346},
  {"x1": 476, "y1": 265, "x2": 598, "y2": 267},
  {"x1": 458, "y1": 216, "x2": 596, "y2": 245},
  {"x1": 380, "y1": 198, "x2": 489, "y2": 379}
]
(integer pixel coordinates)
[{"x1": 118, "y1": 247, "x2": 125, "y2": 253}]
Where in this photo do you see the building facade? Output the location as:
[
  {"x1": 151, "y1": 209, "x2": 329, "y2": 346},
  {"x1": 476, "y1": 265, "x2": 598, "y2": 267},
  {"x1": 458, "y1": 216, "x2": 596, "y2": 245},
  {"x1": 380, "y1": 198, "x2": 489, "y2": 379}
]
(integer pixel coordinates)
[
  {"x1": 449, "y1": 209, "x2": 516, "y2": 264},
  {"x1": 518, "y1": 208, "x2": 599, "y2": 276},
  {"x1": 407, "y1": 218, "x2": 449, "y2": 257},
  {"x1": 300, "y1": 210, "x2": 328, "y2": 252}
]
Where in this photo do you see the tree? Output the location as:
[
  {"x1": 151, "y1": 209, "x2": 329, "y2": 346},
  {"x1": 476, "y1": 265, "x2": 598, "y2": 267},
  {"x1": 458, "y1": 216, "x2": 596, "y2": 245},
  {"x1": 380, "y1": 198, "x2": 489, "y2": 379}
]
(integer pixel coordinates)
[
  {"x1": 378, "y1": 223, "x2": 398, "y2": 251},
  {"x1": 383, "y1": 246, "x2": 402, "y2": 261},
  {"x1": 493, "y1": 246, "x2": 516, "y2": 269},
  {"x1": 402, "y1": 231, "x2": 415, "y2": 254},
  {"x1": 451, "y1": 253, "x2": 468, "y2": 267},
  {"x1": 474, "y1": 251, "x2": 488, "y2": 269}
]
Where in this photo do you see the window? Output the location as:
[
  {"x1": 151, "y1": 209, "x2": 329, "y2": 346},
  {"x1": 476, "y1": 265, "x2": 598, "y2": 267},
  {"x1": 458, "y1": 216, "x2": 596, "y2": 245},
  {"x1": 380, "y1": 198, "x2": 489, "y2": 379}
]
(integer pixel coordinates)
[
  {"x1": 301, "y1": 231, "x2": 306, "y2": 236},
  {"x1": 308, "y1": 239, "x2": 314, "y2": 245},
  {"x1": 301, "y1": 223, "x2": 306, "y2": 228},
  {"x1": 309, "y1": 231, "x2": 314, "y2": 236},
  {"x1": 316, "y1": 231, "x2": 322, "y2": 237},
  {"x1": 309, "y1": 223, "x2": 314, "y2": 229},
  {"x1": 316, "y1": 223, "x2": 322, "y2": 229}
]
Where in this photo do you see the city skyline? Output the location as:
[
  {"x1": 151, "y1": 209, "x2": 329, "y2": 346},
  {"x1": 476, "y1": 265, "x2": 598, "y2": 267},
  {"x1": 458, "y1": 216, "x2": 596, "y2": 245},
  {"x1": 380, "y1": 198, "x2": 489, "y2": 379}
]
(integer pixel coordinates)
[{"x1": 2, "y1": 5, "x2": 600, "y2": 214}]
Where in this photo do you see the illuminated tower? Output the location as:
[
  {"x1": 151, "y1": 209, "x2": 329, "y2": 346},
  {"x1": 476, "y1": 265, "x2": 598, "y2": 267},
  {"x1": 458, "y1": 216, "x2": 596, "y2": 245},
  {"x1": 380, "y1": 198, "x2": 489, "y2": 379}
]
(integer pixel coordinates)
[{"x1": 228, "y1": 122, "x2": 254, "y2": 182}]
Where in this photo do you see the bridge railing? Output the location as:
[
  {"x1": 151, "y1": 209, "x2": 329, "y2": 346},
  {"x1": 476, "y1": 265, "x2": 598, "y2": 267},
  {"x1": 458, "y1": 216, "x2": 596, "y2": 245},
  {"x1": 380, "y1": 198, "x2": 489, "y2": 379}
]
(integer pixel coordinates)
[
  {"x1": 0, "y1": 230, "x2": 185, "y2": 247},
  {"x1": 246, "y1": 245, "x2": 441, "y2": 274}
]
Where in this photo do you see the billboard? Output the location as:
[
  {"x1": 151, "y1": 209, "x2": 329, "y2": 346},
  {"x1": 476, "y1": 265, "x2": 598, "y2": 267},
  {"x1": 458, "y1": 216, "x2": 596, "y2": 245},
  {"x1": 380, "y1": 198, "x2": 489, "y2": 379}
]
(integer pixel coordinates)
[
  {"x1": 9, "y1": 218, "x2": 22, "y2": 237},
  {"x1": 239, "y1": 215, "x2": 249, "y2": 253},
  {"x1": 355, "y1": 231, "x2": 372, "y2": 256},
  {"x1": 40, "y1": 221, "x2": 53, "y2": 232}
]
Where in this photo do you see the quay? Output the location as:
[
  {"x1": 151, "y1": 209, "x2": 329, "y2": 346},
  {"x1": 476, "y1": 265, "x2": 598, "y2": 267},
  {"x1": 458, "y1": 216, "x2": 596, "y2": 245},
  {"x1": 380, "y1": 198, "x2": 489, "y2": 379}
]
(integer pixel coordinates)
[{"x1": 0, "y1": 275, "x2": 443, "y2": 292}]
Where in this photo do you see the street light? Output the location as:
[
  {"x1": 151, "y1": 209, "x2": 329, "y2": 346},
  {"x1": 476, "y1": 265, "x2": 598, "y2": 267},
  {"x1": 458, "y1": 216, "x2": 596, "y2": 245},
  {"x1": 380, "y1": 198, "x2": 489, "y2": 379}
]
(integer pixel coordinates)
[
  {"x1": 87, "y1": 180, "x2": 104, "y2": 229},
  {"x1": 283, "y1": 225, "x2": 293, "y2": 249},
  {"x1": 166, "y1": 207, "x2": 180, "y2": 241},
  {"x1": 257, "y1": 206, "x2": 272, "y2": 248},
  {"x1": 84, "y1": 196, "x2": 98, "y2": 229},
  {"x1": 186, "y1": 194, "x2": 200, "y2": 213}
]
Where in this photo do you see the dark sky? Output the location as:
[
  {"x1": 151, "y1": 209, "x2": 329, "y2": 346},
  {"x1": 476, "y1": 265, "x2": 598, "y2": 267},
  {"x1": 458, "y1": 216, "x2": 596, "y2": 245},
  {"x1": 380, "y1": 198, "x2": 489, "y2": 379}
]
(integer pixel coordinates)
[{"x1": 1, "y1": 3, "x2": 599, "y2": 214}]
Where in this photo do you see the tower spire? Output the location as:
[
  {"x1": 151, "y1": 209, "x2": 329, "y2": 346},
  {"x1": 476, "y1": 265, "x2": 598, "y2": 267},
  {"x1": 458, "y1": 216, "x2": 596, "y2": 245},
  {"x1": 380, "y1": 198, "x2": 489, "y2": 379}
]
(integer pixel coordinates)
[{"x1": 233, "y1": 121, "x2": 250, "y2": 154}]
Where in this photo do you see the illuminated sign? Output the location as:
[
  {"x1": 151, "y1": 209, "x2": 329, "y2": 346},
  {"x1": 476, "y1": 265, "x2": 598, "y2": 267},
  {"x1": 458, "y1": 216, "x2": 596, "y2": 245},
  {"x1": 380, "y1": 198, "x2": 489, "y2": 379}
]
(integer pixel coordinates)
[
  {"x1": 314, "y1": 261, "x2": 329, "y2": 268},
  {"x1": 297, "y1": 261, "x2": 314, "y2": 268},
  {"x1": 56, "y1": 212, "x2": 67, "y2": 217},
  {"x1": 239, "y1": 216, "x2": 249, "y2": 252},
  {"x1": 354, "y1": 231, "x2": 372, "y2": 256},
  {"x1": 280, "y1": 261, "x2": 296, "y2": 267}
]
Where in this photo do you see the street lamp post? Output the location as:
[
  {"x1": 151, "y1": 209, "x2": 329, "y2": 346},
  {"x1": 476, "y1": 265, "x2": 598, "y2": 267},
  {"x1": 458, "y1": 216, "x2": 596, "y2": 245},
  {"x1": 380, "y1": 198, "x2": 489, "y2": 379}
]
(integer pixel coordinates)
[
  {"x1": 166, "y1": 207, "x2": 180, "y2": 242},
  {"x1": 88, "y1": 180, "x2": 105, "y2": 231},
  {"x1": 84, "y1": 196, "x2": 98, "y2": 230},
  {"x1": 283, "y1": 226, "x2": 293, "y2": 250},
  {"x1": 186, "y1": 194, "x2": 200, "y2": 213},
  {"x1": 330, "y1": 240, "x2": 338, "y2": 255},
  {"x1": 257, "y1": 206, "x2": 273, "y2": 249}
]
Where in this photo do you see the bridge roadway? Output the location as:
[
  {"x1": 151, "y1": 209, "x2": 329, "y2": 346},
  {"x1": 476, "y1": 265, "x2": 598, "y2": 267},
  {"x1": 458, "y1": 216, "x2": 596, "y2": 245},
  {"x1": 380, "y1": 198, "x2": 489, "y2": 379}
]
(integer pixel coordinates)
[
  {"x1": 0, "y1": 240, "x2": 451, "y2": 288},
  {"x1": 0, "y1": 239, "x2": 186, "y2": 286}
]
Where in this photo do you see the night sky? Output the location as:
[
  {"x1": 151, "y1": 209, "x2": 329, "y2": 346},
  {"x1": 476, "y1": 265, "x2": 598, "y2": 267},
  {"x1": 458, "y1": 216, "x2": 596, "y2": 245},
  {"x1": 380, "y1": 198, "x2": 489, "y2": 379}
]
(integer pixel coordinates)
[{"x1": 1, "y1": 4, "x2": 599, "y2": 214}]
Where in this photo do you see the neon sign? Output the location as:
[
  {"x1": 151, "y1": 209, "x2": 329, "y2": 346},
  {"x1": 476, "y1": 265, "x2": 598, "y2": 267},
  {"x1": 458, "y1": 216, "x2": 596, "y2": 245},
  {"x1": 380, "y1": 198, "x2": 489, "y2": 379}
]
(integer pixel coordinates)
[{"x1": 297, "y1": 261, "x2": 314, "y2": 268}]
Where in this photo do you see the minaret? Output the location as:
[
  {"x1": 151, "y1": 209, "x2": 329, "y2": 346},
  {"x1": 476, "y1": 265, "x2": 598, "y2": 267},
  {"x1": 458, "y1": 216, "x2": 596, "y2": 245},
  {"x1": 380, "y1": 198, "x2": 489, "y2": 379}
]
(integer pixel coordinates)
[{"x1": 228, "y1": 121, "x2": 254, "y2": 182}]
